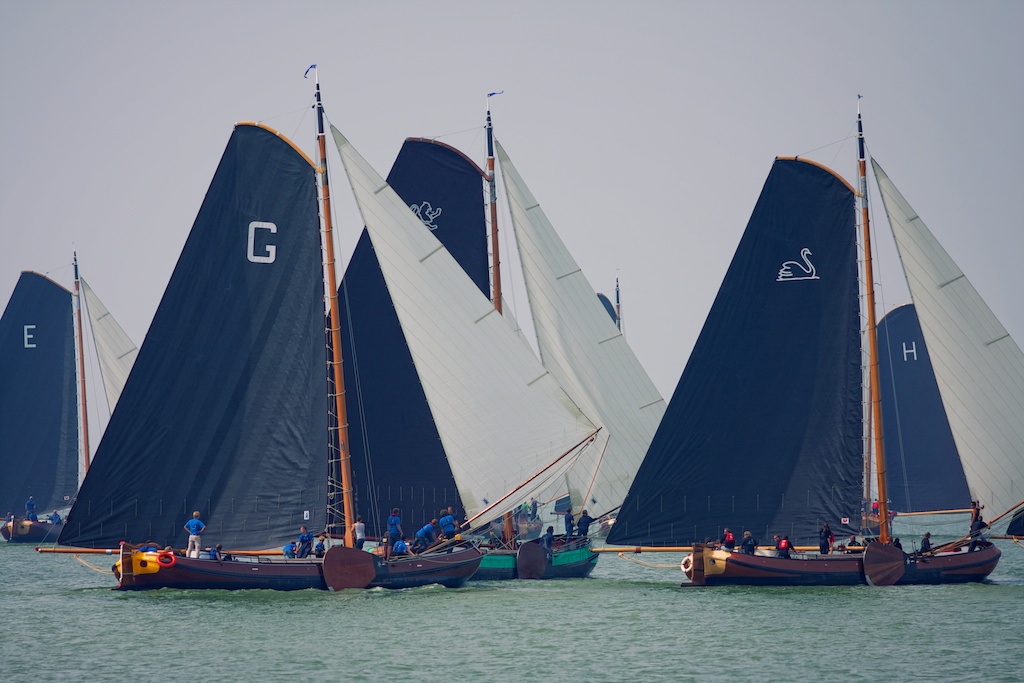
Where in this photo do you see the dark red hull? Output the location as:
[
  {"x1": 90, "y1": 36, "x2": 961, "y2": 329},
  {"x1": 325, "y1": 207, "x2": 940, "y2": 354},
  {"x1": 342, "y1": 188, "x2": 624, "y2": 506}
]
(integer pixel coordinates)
[
  {"x1": 2, "y1": 520, "x2": 61, "y2": 544},
  {"x1": 364, "y1": 545, "x2": 482, "y2": 589},
  {"x1": 114, "y1": 550, "x2": 326, "y2": 591},
  {"x1": 891, "y1": 542, "x2": 1000, "y2": 585},
  {"x1": 685, "y1": 544, "x2": 867, "y2": 586},
  {"x1": 113, "y1": 543, "x2": 482, "y2": 591}
]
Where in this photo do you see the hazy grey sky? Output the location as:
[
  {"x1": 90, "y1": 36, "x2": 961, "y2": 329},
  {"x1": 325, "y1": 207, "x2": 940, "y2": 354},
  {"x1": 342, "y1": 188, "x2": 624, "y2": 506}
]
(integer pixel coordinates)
[{"x1": 2, "y1": 1, "x2": 1022, "y2": 400}]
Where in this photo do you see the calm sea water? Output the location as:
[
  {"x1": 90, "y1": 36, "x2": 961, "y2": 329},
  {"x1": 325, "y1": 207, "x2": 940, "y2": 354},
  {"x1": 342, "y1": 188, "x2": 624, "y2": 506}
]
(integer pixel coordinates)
[{"x1": 2, "y1": 537, "x2": 1021, "y2": 683}]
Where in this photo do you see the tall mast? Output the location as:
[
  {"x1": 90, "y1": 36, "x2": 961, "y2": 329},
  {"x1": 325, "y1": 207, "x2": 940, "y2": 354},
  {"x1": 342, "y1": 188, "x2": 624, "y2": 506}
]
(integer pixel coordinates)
[
  {"x1": 72, "y1": 252, "x2": 91, "y2": 473},
  {"x1": 858, "y1": 99, "x2": 891, "y2": 543},
  {"x1": 312, "y1": 67, "x2": 355, "y2": 547},
  {"x1": 485, "y1": 96, "x2": 502, "y2": 313},
  {"x1": 614, "y1": 274, "x2": 622, "y2": 331}
]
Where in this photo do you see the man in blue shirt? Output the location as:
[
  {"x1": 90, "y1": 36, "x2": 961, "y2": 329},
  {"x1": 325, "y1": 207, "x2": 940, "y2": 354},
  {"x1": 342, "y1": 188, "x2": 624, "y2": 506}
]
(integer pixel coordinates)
[
  {"x1": 183, "y1": 511, "x2": 206, "y2": 557},
  {"x1": 393, "y1": 535, "x2": 410, "y2": 555},
  {"x1": 413, "y1": 519, "x2": 438, "y2": 553},
  {"x1": 542, "y1": 526, "x2": 555, "y2": 559},
  {"x1": 387, "y1": 508, "x2": 403, "y2": 544},
  {"x1": 283, "y1": 541, "x2": 297, "y2": 558},
  {"x1": 296, "y1": 525, "x2": 314, "y2": 558},
  {"x1": 576, "y1": 510, "x2": 595, "y2": 538},
  {"x1": 25, "y1": 496, "x2": 36, "y2": 519},
  {"x1": 49, "y1": 510, "x2": 61, "y2": 525},
  {"x1": 438, "y1": 508, "x2": 457, "y2": 540}
]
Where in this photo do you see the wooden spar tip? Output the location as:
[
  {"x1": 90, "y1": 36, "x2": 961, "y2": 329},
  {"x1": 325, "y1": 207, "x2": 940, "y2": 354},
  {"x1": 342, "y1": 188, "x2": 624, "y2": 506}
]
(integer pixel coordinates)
[{"x1": 36, "y1": 546, "x2": 116, "y2": 554}]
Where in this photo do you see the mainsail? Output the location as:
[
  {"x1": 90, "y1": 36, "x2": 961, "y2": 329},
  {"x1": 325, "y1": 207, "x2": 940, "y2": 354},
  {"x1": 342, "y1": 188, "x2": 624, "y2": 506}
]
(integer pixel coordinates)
[
  {"x1": 61, "y1": 124, "x2": 327, "y2": 549},
  {"x1": 877, "y1": 303, "x2": 970, "y2": 512},
  {"x1": 332, "y1": 125, "x2": 598, "y2": 522},
  {"x1": 873, "y1": 159, "x2": 1024, "y2": 522},
  {"x1": 608, "y1": 158, "x2": 864, "y2": 547},
  {"x1": 497, "y1": 140, "x2": 665, "y2": 516},
  {"x1": 0, "y1": 273, "x2": 78, "y2": 515}
]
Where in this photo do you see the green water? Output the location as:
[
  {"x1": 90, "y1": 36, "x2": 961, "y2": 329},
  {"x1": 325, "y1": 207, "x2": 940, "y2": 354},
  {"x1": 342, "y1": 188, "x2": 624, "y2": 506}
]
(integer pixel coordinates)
[{"x1": 2, "y1": 540, "x2": 1021, "y2": 682}]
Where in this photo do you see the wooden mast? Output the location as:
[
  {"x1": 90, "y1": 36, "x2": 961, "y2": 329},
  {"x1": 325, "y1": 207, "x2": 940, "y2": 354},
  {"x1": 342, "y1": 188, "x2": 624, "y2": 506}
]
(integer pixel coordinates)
[
  {"x1": 312, "y1": 68, "x2": 355, "y2": 547},
  {"x1": 72, "y1": 252, "x2": 91, "y2": 473},
  {"x1": 485, "y1": 96, "x2": 502, "y2": 314},
  {"x1": 857, "y1": 99, "x2": 891, "y2": 544}
]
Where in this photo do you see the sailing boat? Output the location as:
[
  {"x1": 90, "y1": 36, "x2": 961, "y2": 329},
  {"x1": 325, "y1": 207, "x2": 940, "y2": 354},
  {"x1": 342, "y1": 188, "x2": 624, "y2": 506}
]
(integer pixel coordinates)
[
  {"x1": 42, "y1": 80, "x2": 482, "y2": 590},
  {"x1": 607, "y1": 110, "x2": 1007, "y2": 586},
  {"x1": 333, "y1": 112, "x2": 664, "y2": 579},
  {"x1": 2, "y1": 260, "x2": 137, "y2": 544}
]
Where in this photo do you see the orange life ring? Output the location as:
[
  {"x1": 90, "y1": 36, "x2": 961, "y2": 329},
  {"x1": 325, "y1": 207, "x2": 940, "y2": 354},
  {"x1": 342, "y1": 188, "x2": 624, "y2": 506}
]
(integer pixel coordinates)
[
  {"x1": 156, "y1": 551, "x2": 177, "y2": 567},
  {"x1": 681, "y1": 553, "x2": 693, "y2": 579}
]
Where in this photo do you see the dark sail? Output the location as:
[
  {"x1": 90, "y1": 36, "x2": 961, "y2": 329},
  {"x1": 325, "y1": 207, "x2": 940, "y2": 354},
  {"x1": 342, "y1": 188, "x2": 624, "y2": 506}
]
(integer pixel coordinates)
[
  {"x1": 608, "y1": 158, "x2": 863, "y2": 547},
  {"x1": 340, "y1": 138, "x2": 488, "y2": 537},
  {"x1": 878, "y1": 303, "x2": 970, "y2": 512},
  {"x1": 0, "y1": 272, "x2": 77, "y2": 515},
  {"x1": 61, "y1": 124, "x2": 325, "y2": 549}
]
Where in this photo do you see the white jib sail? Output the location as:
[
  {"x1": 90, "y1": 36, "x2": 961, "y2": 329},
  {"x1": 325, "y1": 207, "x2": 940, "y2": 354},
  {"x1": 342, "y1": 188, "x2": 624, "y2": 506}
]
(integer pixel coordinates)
[
  {"x1": 332, "y1": 125, "x2": 598, "y2": 521},
  {"x1": 496, "y1": 140, "x2": 666, "y2": 516},
  {"x1": 81, "y1": 277, "x2": 139, "y2": 414},
  {"x1": 873, "y1": 159, "x2": 1024, "y2": 522}
]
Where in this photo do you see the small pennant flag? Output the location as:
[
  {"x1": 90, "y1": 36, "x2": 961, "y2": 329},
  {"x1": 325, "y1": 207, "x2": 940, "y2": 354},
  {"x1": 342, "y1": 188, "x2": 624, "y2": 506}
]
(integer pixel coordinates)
[
  {"x1": 487, "y1": 91, "x2": 504, "y2": 97},
  {"x1": 304, "y1": 64, "x2": 317, "y2": 79}
]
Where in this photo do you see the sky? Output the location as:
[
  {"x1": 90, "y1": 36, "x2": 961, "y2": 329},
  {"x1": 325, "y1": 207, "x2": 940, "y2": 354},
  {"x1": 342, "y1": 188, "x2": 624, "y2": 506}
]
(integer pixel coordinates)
[{"x1": 2, "y1": 1, "x2": 1022, "y2": 402}]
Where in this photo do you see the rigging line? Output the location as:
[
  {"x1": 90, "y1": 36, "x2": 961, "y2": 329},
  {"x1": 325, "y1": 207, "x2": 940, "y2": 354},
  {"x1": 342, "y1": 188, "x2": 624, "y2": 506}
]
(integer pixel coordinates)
[
  {"x1": 427, "y1": 124, "x2": 485, "y2": 141},
  {"x1": 338, "y1": 273, "x2": 382, "y2": 540},
  {"x1": 796, "y1": 134, "x2": 856, "y2": 162},
  {"x1": 72, "y1": 554, "x2": 109, "y2": 574},
  {"x1": 321, "y1": 110, "x2": 383, "y2": 538},
  {"x1": 864, "y1": 139, "x2": 916, "y2": 510},
  {"x1": 615, "y1": 552, "x2": 679, "y2": 569}
]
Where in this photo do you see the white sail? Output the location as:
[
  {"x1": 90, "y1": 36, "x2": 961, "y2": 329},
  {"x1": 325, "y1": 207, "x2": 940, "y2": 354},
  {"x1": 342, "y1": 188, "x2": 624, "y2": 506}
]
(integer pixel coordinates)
[
  {"x1": 80, "y1": 277, "x2": 139, "y2": 414},
  {"x1": 496, "y1": 140, "x2": 666, "y2": 515},
  {"x1": 331, "y1": 125, "x2": 598, "y2": 521},
  {"x1": 873, "y1": 159, "x2": 1024, "y2": 521}
]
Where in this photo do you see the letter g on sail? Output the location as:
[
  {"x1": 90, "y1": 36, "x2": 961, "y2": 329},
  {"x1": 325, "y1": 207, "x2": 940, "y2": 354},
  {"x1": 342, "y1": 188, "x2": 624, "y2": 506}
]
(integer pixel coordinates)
[{"x1": 247, "y1": 221, "x2": 278, "y2": 264}]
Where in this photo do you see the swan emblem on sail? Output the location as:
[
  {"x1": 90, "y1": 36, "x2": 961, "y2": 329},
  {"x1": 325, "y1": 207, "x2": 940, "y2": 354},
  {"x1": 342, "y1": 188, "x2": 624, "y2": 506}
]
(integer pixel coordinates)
[
  {"x1": 777, "y1": 247, "x2": 819, "y2": 281},
  {"x1": 409, "y1": 200, "x2": 443, "y2": 230}
]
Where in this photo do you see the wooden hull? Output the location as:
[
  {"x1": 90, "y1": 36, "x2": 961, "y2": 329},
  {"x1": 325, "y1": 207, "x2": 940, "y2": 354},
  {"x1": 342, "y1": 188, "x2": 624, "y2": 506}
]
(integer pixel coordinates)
[
  {"x1": 364, "y1": 545, "x2": 482, "y2": 589},
  {"x1": 2, "y1": 520, "x2": 61, "y2": 544},
  {"x1": 113, "y1": 544, "x2": 483, "y2": 591},
  {"x1": 880, "y1": 540, "x2": 999, "y2": 585},
  {"x1": 114, "y1": 550, "x2": 326, "y2": 591},
  {"x1": 684, "y1": 544, "x2": 866, "y2": 586}
]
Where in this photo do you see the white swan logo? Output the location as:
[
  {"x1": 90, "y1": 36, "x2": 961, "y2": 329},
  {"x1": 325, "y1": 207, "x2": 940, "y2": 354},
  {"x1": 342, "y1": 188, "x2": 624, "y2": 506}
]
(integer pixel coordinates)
[
  {"x1": 410, "y1": 201, "x2": 442, "y2": 231},
  {"x1": 777, "y1": 247, "x2": 819, "y2": 282}
]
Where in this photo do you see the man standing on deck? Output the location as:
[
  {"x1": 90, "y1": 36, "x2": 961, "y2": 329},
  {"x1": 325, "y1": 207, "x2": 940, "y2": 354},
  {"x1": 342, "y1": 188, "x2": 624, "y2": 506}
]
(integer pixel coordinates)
[
  {"x1": 183, "y1": 511, "x2": 206, "y2": 557},
  {"x1": 25, "y1": 496, "x2": 36, "y2": 520},
  {"x1": 576, "y1": 510, "x2": 595, "y2": 538},
  {"x1": 563, "y1": 508, "x2": 575, "y2": 538},
  {"x1": 819, "y1": 522, "x2": 834, "y2": 555}
]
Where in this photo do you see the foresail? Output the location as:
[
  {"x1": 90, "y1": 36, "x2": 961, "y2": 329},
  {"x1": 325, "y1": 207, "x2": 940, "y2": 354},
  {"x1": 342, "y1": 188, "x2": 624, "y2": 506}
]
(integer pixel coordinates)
[
  {"x1": 80, "y1": 277, "x2": 138, "y2": 415},
  {"x1": 332, "y1": 125, "x2": 598, "y2": 522},
  {"x1": 608, "y1": 158, "x2": 863, "y2": 547},
  {"x1": 61, "y1": 124, "x2": 325, "y2": 549},
  {"x1": 878, "y1": 304, "x2": 970, "y2": 512},
  {"x1": 339, "y1": 139, "x2": 489, "y2": 535},
  {"x1": 873, "y1": 159, "x2": 1024, "y2": 521},
  {"x1": 496, "y1": 140, "x2": 665, "y2": 517},
  {"x1": 0, "y1": 272, "x2": 78, "y2": 514}
]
